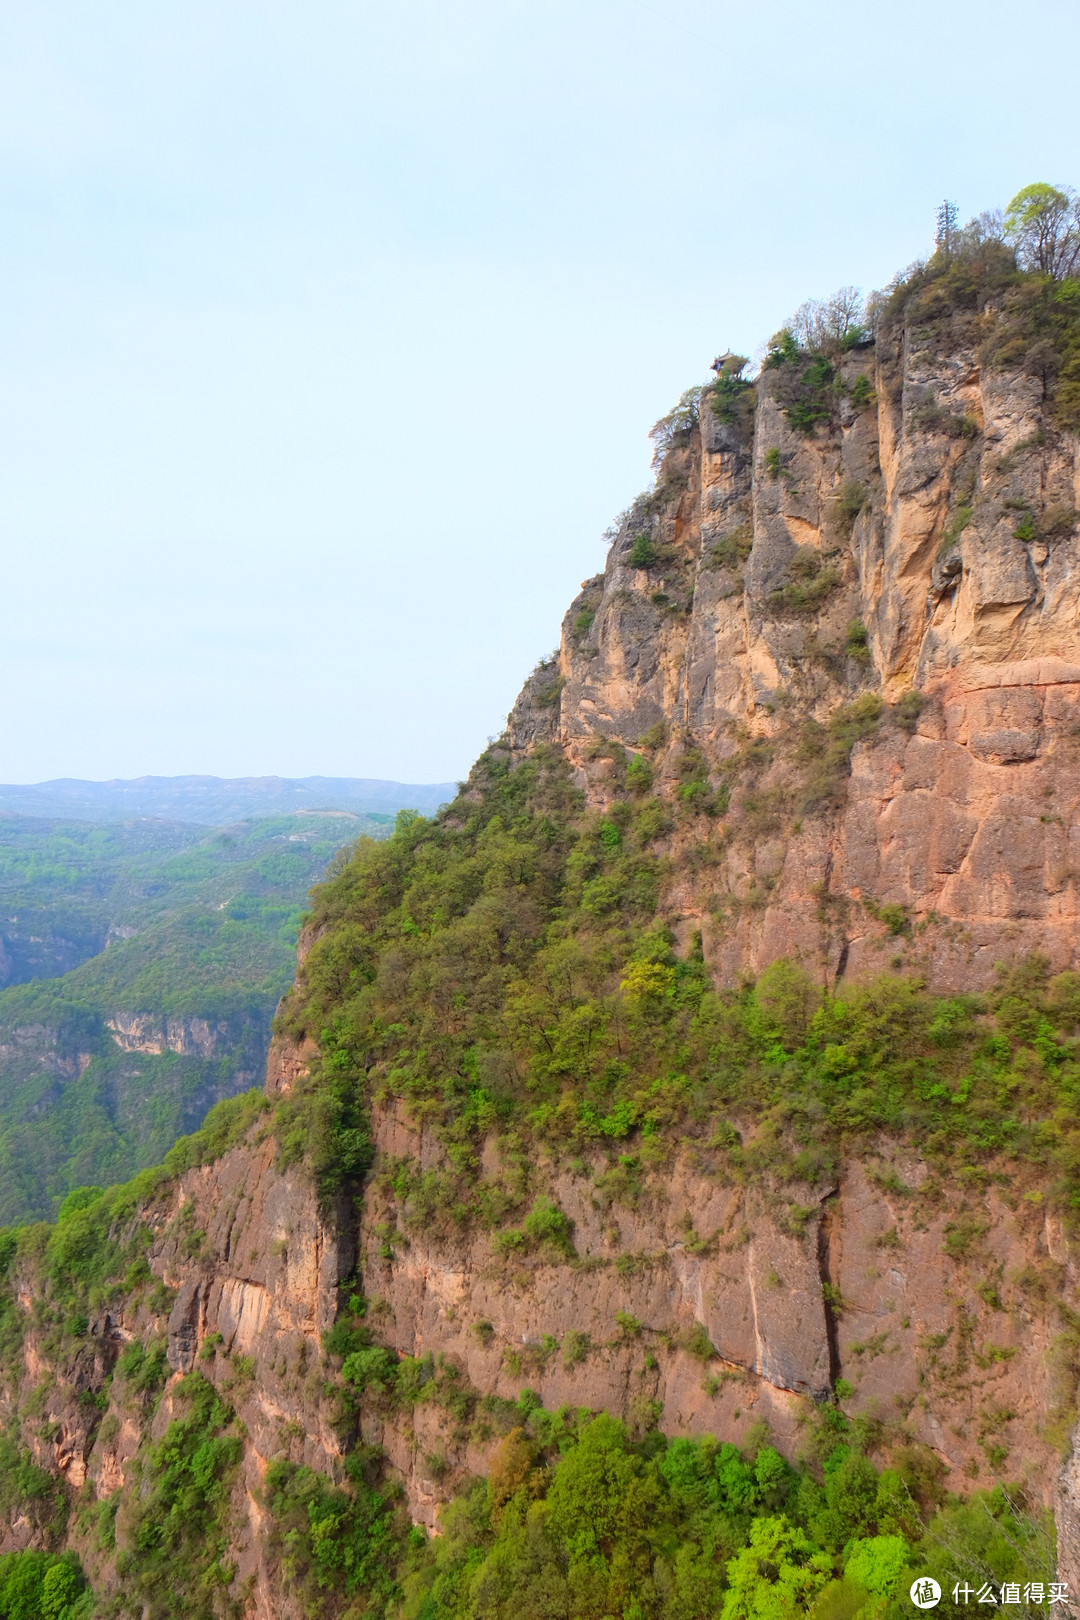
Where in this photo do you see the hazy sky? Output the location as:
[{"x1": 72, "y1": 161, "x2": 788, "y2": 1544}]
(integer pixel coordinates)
[{"x1": 2, "y1": 1, "x2": 1078, "y2": 785}]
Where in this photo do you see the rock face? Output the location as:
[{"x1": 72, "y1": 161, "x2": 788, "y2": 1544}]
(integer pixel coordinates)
[
  {"x1": 106, "y1": 1012, "x2": 231, "y2": 1058},
  {"x1": 510, "y1": 318, "x2": 1080, "y2": 992},
  {"x1": 4, "y1": 287, "x2": 1080, "y2": 1608},
  {"x1": 6, "y1": 1122, "x2": 356, "y2": 1618},
  {"x1": 358, "y1": 1098, "x2": 1075, "y2": 1529},
  {"x1": 1059, "y1": 1426, "x2": 1080, "y2": 1598}
]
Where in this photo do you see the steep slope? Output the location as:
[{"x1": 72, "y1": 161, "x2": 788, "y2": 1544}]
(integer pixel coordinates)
[{"x1": 1, "y1": 230, "x2": 1080, "y2": 1618}]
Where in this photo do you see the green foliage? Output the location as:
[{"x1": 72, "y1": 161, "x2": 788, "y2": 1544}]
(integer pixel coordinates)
[
  {"x1": 534, "y1": 673, "x2": 565, "y2": 710},
  {"x1": 911, "y1": 1485, "x2": 1056, "y2": 1617},
  {"x1": 630, "y1": 534, "x2": 660, "y2": 568},
  {"x1": 648, "y1": 387, "x2": 702, "y2": 468},
  {"x1": 711, "y1": 366, "x2": 753, "y2": 424},
  {"x1": 1004, "y1": 183, "x2": 1080, "y2": 280},
  {"x1": 562, "y1": 1329, "x2": 590, "y2": 1368},
  {"x1": 55, "y1": 1185, "x2": 104, "y2": 1221},
  {"x1": 880, "y1": 232, "x2": 1017, "y2": 329},
  {"x1": 877, "y1": 905, "x2": 909, "y2": 937},
  {"x1": 274, "y1": 1033, "x2": 376, "y2": 1205},
  {"x1": 119, "y1": 1372, "x2": 1040, "y2": 1620},
  {"x1": 626, "y1": 754, "x2": 654, "y2": 795},
  {"x1": 0, "y1": 1551, "x2": 90, "y2": 1620},
  {"x1": 938, "y1": 505, "x2": 973, "y2": 557},
  {"x1": 882, "y1": 216, "x2": 1080, "y2": 430},
  {"x1": 754, "y1": 960, "x2": 821, "y2": 1050},
  {"x1": 0, "y1": 1269, "x2": 24, "y2": 1381},
  {"x1": 341, "y1": 1345, "x2": 399, "y2": 1394},
  {"x1": 0, "y1": 1430, "x2": 66, "y2": 1544},
  {"x1": 521, "y1": 1196, "x2": 575, "y2": 1255},
  {"x1": 403, "y1": 1421, "x2": 812, "y2": 1619},
  {"x1": 163, "y1": 1089, "x2": 270, "y2": 1176},
  {"x1": 263, "y1": 1455, "x2": 400, "y2": 1615},
  {"x1": 495, "y1": 1197, "x2": 576, "y2": 1259},
  {"x1": 984, "y1": 275, "x2": 1080, "y2": 430},
  {"x1": 34, "y1": 1182, "x2": 146, "y2": 1321},
  {"x1": 794, "y1": 694, "x2": 886, "y2": 814},
  {"x1": 18, "y1": 1143, "x2": 225, "y2": 1333},
  {"x1": 767, "y1": 547, "x2": 841, "y2": 616},
  {"x1": 893, "y1": 690, "x2": 923, "y2": 733},
  {"x1": 845, "y1": 620, "x2": 870, "y2": 660},
  {"x1": 115, "y1": 1337, "x2": 170, "y2": 1395},
  {"x1": 115, "y1": 1372, "x2": 243, "y2": 1620},
  {"x1": 835, "y1": 481, "x2": 868, "y2": 537},
  {"x1": 707, "y1": 523, "x2": 754, "y2": 573},
  {"x1": 849, "y1": 373, "x2": 875, "y2": 408},
  {"x1": 408, "y1": 1422, "x2": 816, "y2": 1618},
  {"x1": 274, "y1": 746, "x2": 1080, "y2": 1230},
  {"x1": 764, "y1": 328, "x2": 799, "y2": 367},
  {"x1": 780, "y1": 355, "x2": 837, "y2": 435},
  {"x1": 842, "y1": 1532, "x2": 909, "y2": 1597},
  {"x1": 722, "y1": 1514, "x2": 832, "y2": 1620}
]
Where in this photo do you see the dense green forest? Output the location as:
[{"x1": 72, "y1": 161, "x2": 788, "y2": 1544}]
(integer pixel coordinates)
[
  {"x1": 0, "y1": 809, "x2": 391, "y2": 1221},
  {"x1": 268, "y1": 1378, "x2": 1054, "y2": 1620}
]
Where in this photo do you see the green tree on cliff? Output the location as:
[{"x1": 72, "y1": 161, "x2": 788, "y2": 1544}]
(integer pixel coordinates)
[{"x1": 1005, "y1": 183, "x2": 1080, "y2": 279}]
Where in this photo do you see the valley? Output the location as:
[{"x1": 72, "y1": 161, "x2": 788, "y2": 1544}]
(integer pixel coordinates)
[{"x1": 0, "y1": 807, "x2": 393, "y2": 1220}]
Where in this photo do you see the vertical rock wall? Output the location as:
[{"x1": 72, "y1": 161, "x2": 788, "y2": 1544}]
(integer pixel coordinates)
[{"x1": 509, "y1": 305, "x2": 1080, "y2": 991}]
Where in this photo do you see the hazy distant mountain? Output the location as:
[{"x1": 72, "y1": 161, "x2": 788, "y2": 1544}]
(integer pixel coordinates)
[{"x1": 0, "y1": 774, "x2": 457, "y2": 825}]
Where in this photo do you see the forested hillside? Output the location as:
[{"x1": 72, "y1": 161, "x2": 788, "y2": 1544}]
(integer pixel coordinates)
[{"x1": 0, "y1": 809, "x2": 391, "y2": 1220}]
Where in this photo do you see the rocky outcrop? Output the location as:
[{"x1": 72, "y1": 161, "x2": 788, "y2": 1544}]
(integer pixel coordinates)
[
  {"x1": 507, "y1": 310, "x2": 1080, "y2": 991},
  {"x1": 107, "y1": 1011, "x2": 231, "y2": 1058}
]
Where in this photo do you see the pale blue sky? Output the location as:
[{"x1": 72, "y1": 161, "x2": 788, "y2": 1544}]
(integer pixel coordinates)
[{"x1": 2, "y1": 0, "x2": 1077, "y2": 784}]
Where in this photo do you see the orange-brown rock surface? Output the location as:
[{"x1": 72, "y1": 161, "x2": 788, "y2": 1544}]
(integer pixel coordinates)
[
  {"x1": 511, "y1": 312, "x2": 1080, "y2": 992},
  {"x1": 358, "y1": 1099, "x2": 1077, "y2": 1523}
]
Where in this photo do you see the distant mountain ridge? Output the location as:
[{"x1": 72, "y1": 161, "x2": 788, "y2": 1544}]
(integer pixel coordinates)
[{"x1": 0, "y1": 773, "x2": 456, "y2": 824}]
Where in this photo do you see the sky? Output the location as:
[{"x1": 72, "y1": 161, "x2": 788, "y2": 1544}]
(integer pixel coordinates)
[{"x1": 2, "y1": 1, "x2": 1078, "y2": 786}]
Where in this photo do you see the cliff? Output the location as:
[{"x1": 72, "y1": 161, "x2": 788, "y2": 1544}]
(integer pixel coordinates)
[
  {"x1": 3, "y1": 236, "x2": 1080, "y2": 1618},
  {"x1": 512, "y1": 269, "x2": 1080, "y2": 992}
]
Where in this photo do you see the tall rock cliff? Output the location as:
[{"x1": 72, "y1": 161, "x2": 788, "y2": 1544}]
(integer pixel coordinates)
[
  {"x1": 512, "y1": 278, "x2": 1080, "y2": 992},
  {"x1": 3, "y1": 239, "x2": 1080, "y2": 1617}
]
